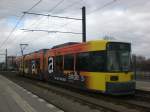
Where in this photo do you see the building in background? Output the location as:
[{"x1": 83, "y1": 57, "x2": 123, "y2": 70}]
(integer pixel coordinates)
[{"x1": 7, "y1": 56, "x2": 16, "y2": 71}]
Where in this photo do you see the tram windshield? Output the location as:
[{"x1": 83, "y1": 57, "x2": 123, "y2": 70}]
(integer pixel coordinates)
[{"x1": 107, "y1": 43, "x2": 131, "y2": 72}]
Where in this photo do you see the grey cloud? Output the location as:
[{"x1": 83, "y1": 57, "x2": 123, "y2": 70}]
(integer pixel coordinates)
[{"x1": 0, "y1": 0, "x2": 150, "y2": 62}]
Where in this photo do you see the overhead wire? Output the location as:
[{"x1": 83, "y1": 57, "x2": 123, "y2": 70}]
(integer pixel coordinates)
[
  {"x1": 87, "y1": 0, "x2": 118, "y2": 15},
  {"x1": 27, "y1": 0, "x2": 43, "y2": 11},
  {"x1": 23, "y1": 12, "x2": 82, "y2": 20},
  {"x1": 10, "y1": 0, "x2": 66, "y2": 47},
  {"x1": 57, "y1": 0, "x2": 118, "y2": 33},
  {"x1": 27, "y1": 0, "x2": 84, "y2": 38},
  {"x1": 18, "y1": 0, "x2": 70, "y2": 45},
  {"x1": 0, "y1": 0, "x2": 43, "y2": 49},
  {"x1": 17, "y1": 0, "x2": 118, "y2": 47},
  {"x1": 21, "y1": 29, "x2": 82, "y2": 35},
  {"x1": 0, "y1": 14, "x2": 25, "y2": 49},
  {"x1": 48, "y1": 0, "x2": 65, "y2": 12},
  {"x1": 14, "y1": 0, "x2": 66, "y2": 55},
  {"x1": 23, "y1": 0, "x2": 65, "y2": 29},
  {"x1": 18, "y1": 0, "x2": 120, "y2": 56},
  {"x1": 6, "y1": 0, "x2": 118, "y2": 55},
  {"x1": 24, "y1": 0, "x2": 83, "y2": 33},
  {"x1": 54, "y1": 0, "x2": 84, "y2": 14},
  {"x1": 49, "y1": 0, "x2": 85, "y2": 32}
]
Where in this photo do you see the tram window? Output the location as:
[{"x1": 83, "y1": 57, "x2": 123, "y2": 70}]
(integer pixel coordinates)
[
  {"x1": 28, "y1": 60, "x2": 32, "y2": 73},
  {"x1": 36, "y1": 59, "x2": 40, "y2": 71},
  {"x1": 64, "y1": 54, "x2": 74, "y2": 70},
  {"x1": 55, "y1": 56, "x2": 63, "y2": 71},
  {"x1": 76, "y1": 52, "x2": 89, "y2": 71},
  {"x1": 107, "y1": 43, "x2": 131, "y2": 72},
  {"x1": 76, "y1": 51, "x2": 106, "y2": 72}
]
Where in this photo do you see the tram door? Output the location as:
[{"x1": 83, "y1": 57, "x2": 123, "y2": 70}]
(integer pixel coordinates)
[{"x1": 54, "y1": 56, "x2": 63, "y2": 75}]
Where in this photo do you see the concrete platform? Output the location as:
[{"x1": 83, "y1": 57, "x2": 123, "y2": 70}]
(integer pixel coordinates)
[
  {"x1": 136, "y1": 80, "x2": 150, "y2": 91},
  {"x1": 0, "y1": 75, "x2": 63, "y2": 112}
]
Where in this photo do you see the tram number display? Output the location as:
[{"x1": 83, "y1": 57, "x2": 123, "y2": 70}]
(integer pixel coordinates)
[{"x1": 48, "y1": 57, "x2": 54, "y2": 74}]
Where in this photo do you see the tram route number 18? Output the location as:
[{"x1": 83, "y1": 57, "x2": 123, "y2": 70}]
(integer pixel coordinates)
[{"x1": 48, "y1": 57, "x2": 54, "y2": 74}]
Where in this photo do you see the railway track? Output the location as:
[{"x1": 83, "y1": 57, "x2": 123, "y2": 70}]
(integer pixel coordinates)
[
  {"x1": 135, "y1": 90, "x2": 150, "y2": 102},
  {"x1": 1, "y1": 72, "x2": 150, "y2": 112}
]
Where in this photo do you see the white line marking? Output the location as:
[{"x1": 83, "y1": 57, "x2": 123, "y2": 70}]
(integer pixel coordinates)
[
  {"x1": 0, "y1": 75, "x2": 37, "y2": 112},
  {"x1": 23, "y1": 89, "x2": 26, "y2": 91},
  {"x1": 38, "y1": 98, "x2": 45, "y2": 102},
  {"x1": 56, "y1": 110, "x2": 64, "y2": 112},
  {"x1": 27, "y1": 91, "x2": 31, "y2": 94},
  {"x1": 6, "y1": 86, "x2": 37, "y2": 112},
  {"x1": 46, "y1": 103, "x2": 55, "y2": 108},
  {"x1": 32, "y1": 94, "x2": 38, "y2": 98}
]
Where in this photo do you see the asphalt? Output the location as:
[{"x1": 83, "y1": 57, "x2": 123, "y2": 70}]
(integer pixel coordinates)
[
  {"x1": 0, "y1": 75, "x2": 63, "y2": 112},
  {"x1": 1, "y1": 71, "x2": 150, "y2": 112}
]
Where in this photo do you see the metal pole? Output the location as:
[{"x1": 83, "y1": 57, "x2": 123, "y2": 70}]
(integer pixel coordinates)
[
  {"x1": 22, "y1": 49, "x2": 24, "y2": 75},
  {"x1": 82, "y1": 6, "x2": 86, "y2": 42},
  {"x1": 20, "y1": 44, "x2": 28, "y2": 75},
  {"x1": 133, "y1": 55, "x2": 137, "y2": 80},
  {"x1": 5, "y1": 49, "x2": 7, "y2": 71},
  {"x1": 20, "y1": 45, "x2": 23, "y2": 74}
]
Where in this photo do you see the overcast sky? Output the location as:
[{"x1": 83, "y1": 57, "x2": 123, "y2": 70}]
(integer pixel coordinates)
[{"x1": 0, "y1": 0, "x2": 150, "y2": 62}]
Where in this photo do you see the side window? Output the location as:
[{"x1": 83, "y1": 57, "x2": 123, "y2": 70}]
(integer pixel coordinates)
[
  {"x1": 76, "y1": 51, "x2": 106, "y2": 72},
  {"x1": 55, "y1": 56, "x2": 63, "y2": 72},
  {"x1": 64, "y1": 54, "x2": 74, "y2": 70},
  {"x1": 29, "y1": 60, "x2": 32, "y2": 73},
  {"x1": 36, "y1": 59, "x2": 40, "y2": 72},
  {"x1": 90, "y1": 51, "x2": 106, "y2": 71},
  {"x1": 76, "y1": 52, "x2": 89, "y2": 71}
]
